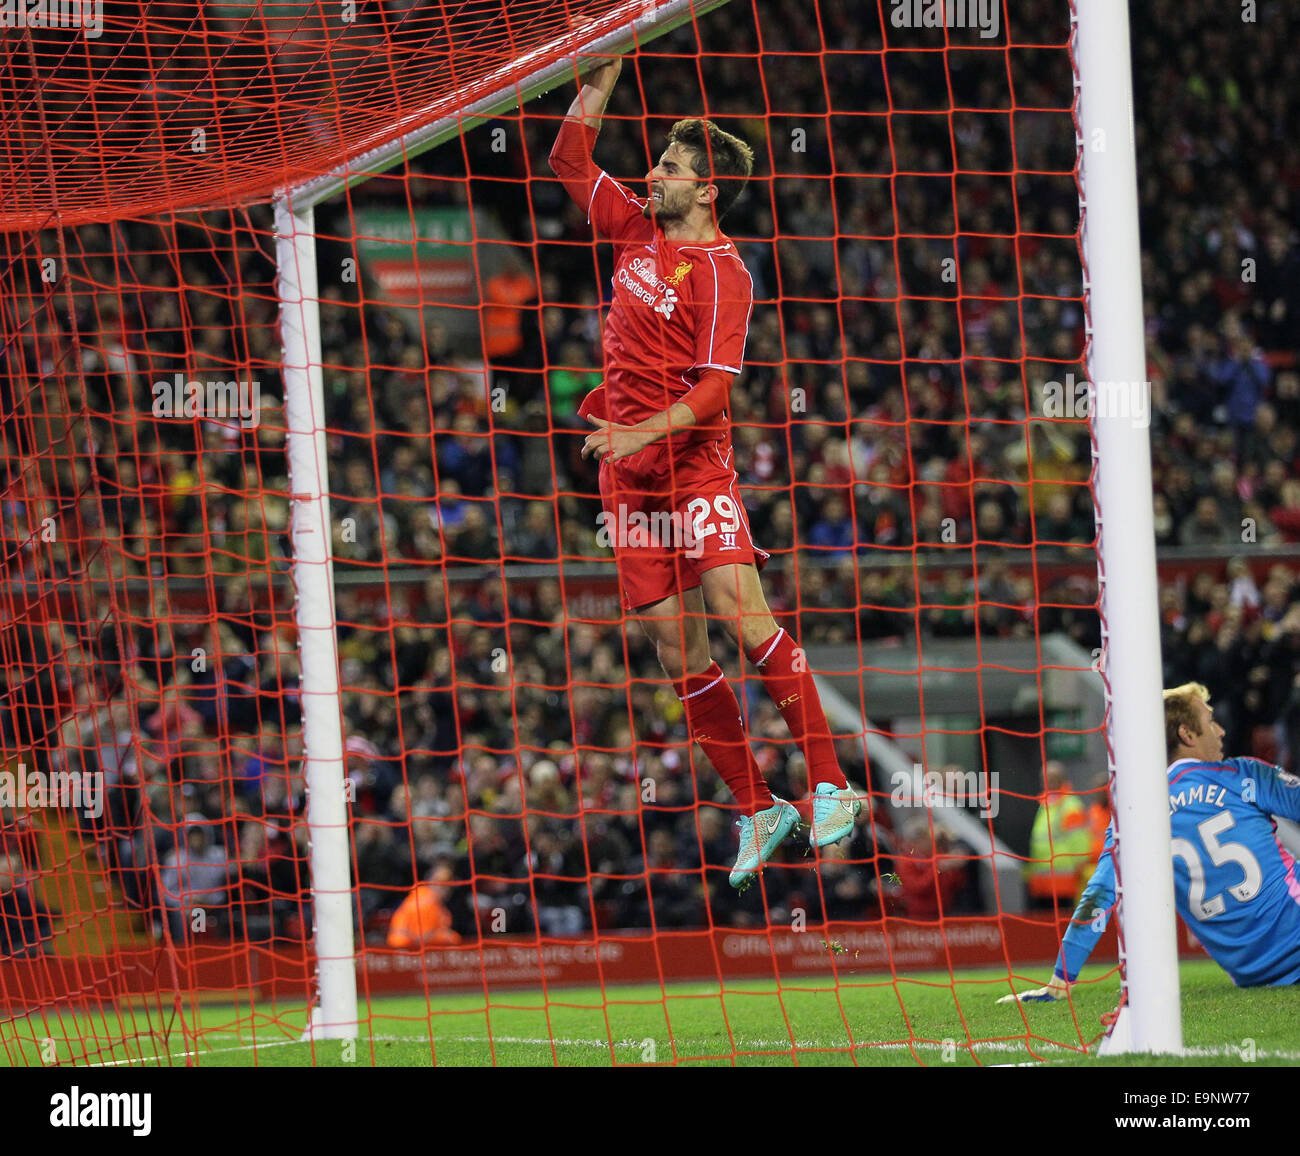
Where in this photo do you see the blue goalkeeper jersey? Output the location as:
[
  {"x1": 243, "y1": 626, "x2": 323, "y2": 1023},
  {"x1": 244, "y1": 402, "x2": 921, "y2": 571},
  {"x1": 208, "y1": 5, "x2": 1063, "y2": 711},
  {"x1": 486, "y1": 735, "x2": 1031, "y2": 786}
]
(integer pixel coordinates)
[{"x1": 1055, "y1": 757, "x2": 1300, "y2": 987}]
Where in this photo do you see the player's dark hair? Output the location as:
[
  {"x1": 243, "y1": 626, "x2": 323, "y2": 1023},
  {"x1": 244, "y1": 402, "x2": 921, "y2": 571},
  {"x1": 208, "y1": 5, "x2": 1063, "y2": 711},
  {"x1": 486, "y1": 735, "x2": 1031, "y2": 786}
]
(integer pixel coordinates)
[
  {"x1": 665, "y1": 118, "x2": 754, "y2": 219},
  {"x1": 1163, "y1": 681, "x2": 1209, "y2": 760}
]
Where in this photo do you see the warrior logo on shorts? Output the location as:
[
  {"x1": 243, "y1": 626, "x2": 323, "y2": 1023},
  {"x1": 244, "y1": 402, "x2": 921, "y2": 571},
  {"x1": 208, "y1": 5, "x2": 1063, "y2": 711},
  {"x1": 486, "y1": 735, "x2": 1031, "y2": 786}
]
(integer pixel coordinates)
[{"x1": 719, "y1": 531, "x2": 738, "y2": 550}]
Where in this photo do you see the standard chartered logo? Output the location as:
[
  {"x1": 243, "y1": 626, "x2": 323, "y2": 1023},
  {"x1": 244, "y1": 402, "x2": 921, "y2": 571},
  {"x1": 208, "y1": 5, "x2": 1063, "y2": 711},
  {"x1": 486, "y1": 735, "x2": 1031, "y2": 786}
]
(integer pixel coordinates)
[{"x1": 617, "y1": 259, "x2": 679, "y2": 318}]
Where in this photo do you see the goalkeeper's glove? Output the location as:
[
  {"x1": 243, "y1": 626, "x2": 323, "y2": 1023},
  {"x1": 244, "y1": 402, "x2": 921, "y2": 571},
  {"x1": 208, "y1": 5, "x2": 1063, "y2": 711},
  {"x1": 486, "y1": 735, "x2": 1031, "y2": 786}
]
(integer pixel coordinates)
[{"x1": 997, "y1": 973, "x2": 1070, "y2": 1003}]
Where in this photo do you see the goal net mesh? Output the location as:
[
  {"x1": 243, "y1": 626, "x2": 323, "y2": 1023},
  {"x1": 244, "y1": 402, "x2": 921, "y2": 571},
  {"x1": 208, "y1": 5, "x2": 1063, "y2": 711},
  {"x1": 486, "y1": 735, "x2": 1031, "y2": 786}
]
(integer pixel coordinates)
[{"x1": 0, "y1": 0, "x2": 1116, "y2": 1066}]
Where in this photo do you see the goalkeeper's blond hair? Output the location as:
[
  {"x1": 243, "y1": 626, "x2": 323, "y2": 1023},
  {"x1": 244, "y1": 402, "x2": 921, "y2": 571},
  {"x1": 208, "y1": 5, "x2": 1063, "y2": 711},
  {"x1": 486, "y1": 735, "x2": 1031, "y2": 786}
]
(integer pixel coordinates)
[{"x1": 1163, "y1": 681, "x2": 1211, "y2": 761}]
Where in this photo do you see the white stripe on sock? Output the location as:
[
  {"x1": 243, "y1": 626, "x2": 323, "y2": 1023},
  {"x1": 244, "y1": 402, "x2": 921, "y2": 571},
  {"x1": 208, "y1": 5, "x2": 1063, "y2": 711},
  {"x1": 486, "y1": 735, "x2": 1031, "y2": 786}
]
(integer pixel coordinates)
[
  {"x1": 678, "y1": 670, "x2": 725, "y2": 701},
  {"x1": 752, "y1": 628, "x2": 785, "y2": 668}
]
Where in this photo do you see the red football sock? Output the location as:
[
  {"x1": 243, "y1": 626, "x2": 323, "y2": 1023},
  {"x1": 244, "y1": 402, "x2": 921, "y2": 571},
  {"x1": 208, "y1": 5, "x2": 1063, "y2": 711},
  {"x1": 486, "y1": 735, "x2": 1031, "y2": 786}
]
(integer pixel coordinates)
[
  {"x1": 745, "y1": 628, "x2": 847, "y2": 791},
  {"x1": 676, "y1": 662, "x2": 773, "y2": 815}
]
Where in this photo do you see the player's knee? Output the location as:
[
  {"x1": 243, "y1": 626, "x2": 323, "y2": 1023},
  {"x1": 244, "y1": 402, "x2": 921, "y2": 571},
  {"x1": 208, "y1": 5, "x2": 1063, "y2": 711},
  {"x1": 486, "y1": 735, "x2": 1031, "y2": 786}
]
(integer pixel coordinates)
[
  {"x1": 658, "y1": 637, "x2": 710, "y2": 680},
  {"x1": 720, "y1": 620, "x2": 747, "y2": 651},
  {"x1": 713, "y1": 605, "x2": 773, "y2": 651},
  {"x1": 685, "y1": 638, "x2": 711, "y2": 672},
  {"x1": 656, "y1": 643, "x2": 686, "y2": 681},
  {"x1": 740, "y1": 614, "x2": 779, "y2": 652}
]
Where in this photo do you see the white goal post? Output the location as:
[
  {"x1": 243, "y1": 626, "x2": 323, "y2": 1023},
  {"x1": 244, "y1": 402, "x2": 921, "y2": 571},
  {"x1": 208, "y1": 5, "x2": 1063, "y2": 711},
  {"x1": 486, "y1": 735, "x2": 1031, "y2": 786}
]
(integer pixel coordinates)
[{"x1": 1074, "y1": 0, "x2": 1182, "y2": 1053}]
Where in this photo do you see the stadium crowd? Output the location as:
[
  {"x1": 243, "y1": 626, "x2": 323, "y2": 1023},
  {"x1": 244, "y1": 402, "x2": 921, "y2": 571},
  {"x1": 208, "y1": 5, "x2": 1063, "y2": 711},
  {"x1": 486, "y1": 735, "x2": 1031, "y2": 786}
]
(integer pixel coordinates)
[{"x1": 1, "y1": 0, "x2": 1298, "y2": 950}]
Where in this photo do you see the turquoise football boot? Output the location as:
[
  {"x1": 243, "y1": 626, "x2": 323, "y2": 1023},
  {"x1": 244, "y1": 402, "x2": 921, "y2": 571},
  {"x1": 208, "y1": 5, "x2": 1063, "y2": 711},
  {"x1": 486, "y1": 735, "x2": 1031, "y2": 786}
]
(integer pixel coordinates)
[
  {"x1": 729, "y1": 799, "x2": 799, "y2": 888},
  {"x1": 809, "y1": 782, "x2": 861, "y2": 848}
]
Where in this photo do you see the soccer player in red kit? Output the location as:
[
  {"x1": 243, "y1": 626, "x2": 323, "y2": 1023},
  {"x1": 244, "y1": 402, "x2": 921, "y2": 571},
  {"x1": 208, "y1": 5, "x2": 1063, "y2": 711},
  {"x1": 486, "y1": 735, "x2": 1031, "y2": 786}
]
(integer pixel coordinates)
[{"x1": 549, "y1": 56, "x2": 860, "y2": 887}]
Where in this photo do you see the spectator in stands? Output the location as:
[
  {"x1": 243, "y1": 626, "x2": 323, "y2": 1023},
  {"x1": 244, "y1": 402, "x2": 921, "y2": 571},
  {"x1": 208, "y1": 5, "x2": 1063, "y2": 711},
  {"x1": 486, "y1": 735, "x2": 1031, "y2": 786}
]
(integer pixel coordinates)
[
  {"x1": 355, "y1": 816, "x2": 415, "y2": 932},
  {"x1": 894, "y1": 821, "x2": 967, "y2": 920},
  {"x1": 158, "y1": 818, "x2": 232, "y2": 942},
  {"x1": 817, "y1": 842, "x2": 876, "y2": 922},
  {"x1": 232, "y1": 820, "x2": 274, "y2": 942},
  {"x1": 927, "y1": 570, "x2": 976, "y2": 637},
  {"x1": 234, "y1": 722, "x2": 281, "y2": 800},
  {"x1": 439, "y1": 413, "x2": 494, "y2": 495},
  {"x1": 345, "y1": 734, "x2": 399, "y2": 815},
  {"x1": 1179, "y1": 495, "x2": 1233, "y2": 547},
  {"x1": 0, "y1": 852, "x2": 53, "y2": 958},
  {"x1": 807, "y1": 494, "x2": 855, "y2": 559},
  {"x1": 630, "y1": 829, "x2": 704, "y2": 929},
  {"x1": 1213, "y1": 331, "x2": 1271, "y2": 437},
  {"x1": 547, "y1": 339, "x2": 602, "y2": 420},
  {"x1": 512, "y1": 502, "x2": 559, "y2": 560},
  {"x1": 1254, "y1": 229, "x2": 1300, "y2": 353},
  {"x1": 1270, "y1": 480, "x2": 1300, "y2": 543},
  {"x1": 528, "y1": 829, "x2": 587, "y2": 937}
]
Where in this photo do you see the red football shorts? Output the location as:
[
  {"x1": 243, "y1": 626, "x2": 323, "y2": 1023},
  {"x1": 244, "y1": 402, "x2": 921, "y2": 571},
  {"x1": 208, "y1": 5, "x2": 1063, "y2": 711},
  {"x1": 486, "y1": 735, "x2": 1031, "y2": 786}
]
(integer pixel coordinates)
[{"x1": 597, "y1": 439, "x2": 770, "y2": 613}]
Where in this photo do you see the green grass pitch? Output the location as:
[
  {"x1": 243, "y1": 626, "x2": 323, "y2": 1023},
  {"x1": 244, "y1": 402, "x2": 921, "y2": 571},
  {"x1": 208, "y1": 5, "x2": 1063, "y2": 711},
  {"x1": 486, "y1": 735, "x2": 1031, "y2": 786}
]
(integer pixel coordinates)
[{"x1": 2, "y1": 960, "x2": 1295, "y2": 1067}]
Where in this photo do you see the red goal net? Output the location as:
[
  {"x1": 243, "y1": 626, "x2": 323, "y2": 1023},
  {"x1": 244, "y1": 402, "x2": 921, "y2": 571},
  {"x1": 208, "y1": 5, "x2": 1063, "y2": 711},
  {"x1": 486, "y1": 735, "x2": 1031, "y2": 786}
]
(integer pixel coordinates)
[{"x1": 0, "y1": 0, "x2": 1126, "y2": 1066}]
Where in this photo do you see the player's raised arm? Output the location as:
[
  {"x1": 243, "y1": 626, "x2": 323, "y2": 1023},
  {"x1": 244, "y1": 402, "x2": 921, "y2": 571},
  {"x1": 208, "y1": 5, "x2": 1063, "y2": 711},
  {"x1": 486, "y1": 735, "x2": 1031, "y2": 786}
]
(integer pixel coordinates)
[
  {"x1": 548, "y1": 58, "x2": 622, "y2": 202},
  {"x1": 562, "y1": 57, "x2": 622, "y2": 132},
  {"x1": 548, "y1": 56, "x2": 646, "y2": 241}
]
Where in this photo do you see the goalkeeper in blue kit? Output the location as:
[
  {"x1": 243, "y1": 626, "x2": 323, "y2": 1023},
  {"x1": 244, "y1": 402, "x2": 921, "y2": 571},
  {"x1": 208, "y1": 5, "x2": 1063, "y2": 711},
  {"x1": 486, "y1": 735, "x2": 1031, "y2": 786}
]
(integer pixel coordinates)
[{"x1": 1001, "y1": 682, "x2": 1300, "y2": 1001}]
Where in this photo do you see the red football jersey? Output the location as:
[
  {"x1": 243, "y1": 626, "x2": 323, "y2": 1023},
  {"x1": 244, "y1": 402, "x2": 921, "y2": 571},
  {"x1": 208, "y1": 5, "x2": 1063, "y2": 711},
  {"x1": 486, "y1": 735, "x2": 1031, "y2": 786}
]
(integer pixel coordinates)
[{"x1": 550, "y1": 120, "x2": 753, "y2": 451}]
